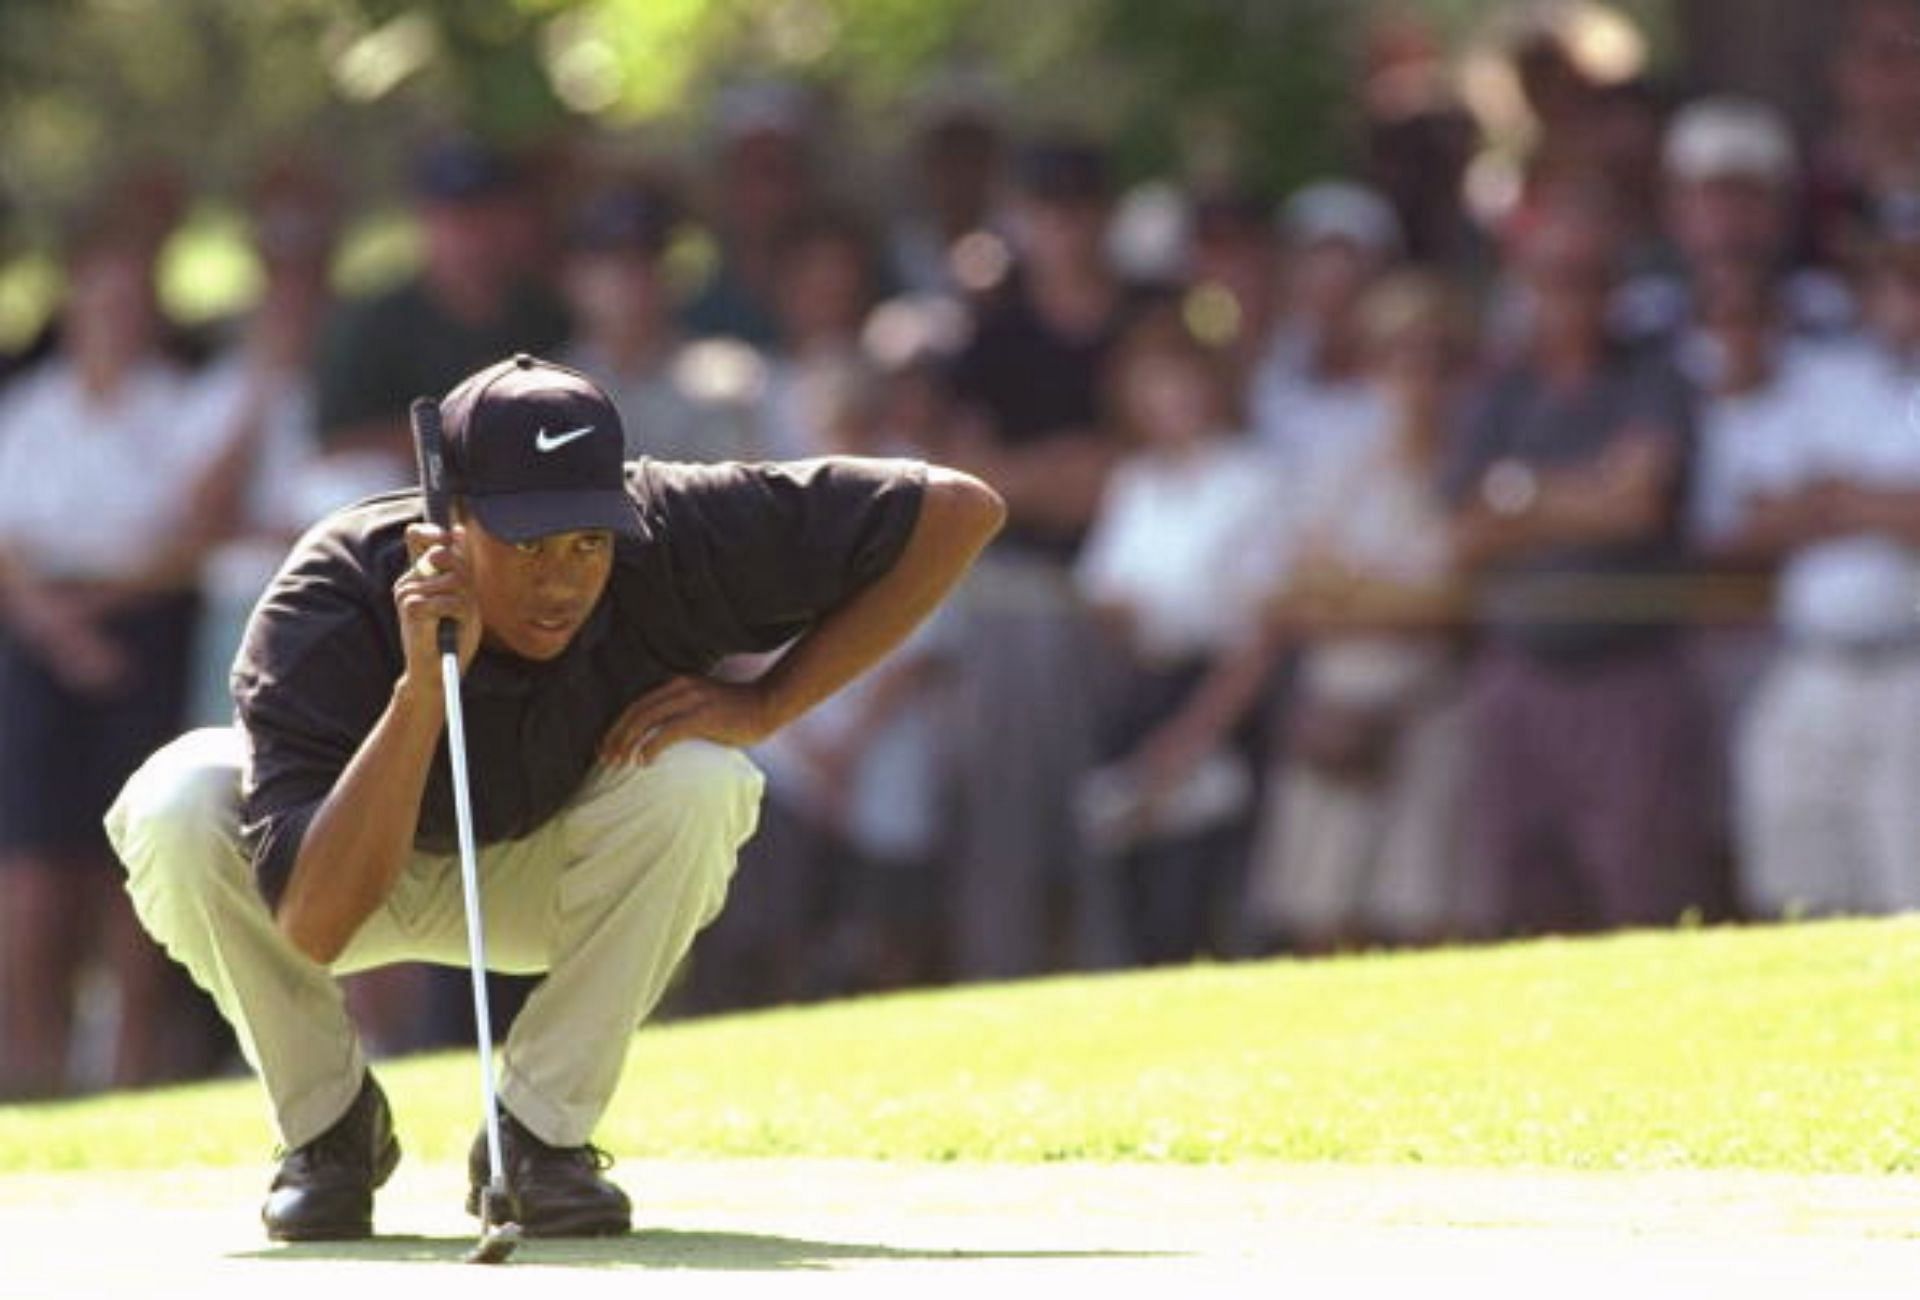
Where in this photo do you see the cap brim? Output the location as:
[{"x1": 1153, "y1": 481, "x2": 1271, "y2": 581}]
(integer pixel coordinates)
[{"x1": 468, "y1": 489, "x2": 643, "y2": 543}]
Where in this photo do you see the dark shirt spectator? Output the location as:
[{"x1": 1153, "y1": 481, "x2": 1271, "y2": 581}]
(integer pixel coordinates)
[
  {"x1": 312, "y1": 137, "x2": 568, "y2": 478},
  {"x1": 1445, "y1": 194, "x2": 1722, "y2": 937}
]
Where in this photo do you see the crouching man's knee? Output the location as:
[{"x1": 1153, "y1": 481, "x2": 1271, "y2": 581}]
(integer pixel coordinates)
[
  {"x1": 644, "y1": 741, "x2": 766, "y2": 840},
  {"x1": 105, "y1": 727, "x2": 254, "y2": 945},
  {"x1": 564, "y1": 741, "x2": 765, "y2": 926}
]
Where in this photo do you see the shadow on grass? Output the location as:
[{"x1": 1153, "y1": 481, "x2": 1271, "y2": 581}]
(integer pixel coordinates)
[{"x1": 235, "y1": 1229, "x2": 1177, "y2": 1272}]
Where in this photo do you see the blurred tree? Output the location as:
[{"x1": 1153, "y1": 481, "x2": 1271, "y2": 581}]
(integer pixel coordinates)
[{"x1": 0, "y1": 0, "x2": 1381, "y2": 271}]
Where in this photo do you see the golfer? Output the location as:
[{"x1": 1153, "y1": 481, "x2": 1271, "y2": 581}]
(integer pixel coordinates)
[{"x1": 105, "y1": 353, "x2": 1004, "y2": 1241}]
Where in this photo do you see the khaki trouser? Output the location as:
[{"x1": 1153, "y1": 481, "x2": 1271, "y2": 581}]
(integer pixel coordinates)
[{"x1": 105, "y1": 727, "x2": 763, "y2": 1150}]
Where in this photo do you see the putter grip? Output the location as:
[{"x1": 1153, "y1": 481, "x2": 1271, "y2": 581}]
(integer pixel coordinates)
[{"x1": 408, "y1": 397, "x2": 460, "y2": 656}]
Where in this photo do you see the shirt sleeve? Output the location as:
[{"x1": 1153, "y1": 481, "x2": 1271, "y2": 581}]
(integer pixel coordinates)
[
  {"x1": 642, "y1": 456, "x2": 929, "y2": 655},
  {"x1": 232, "y1": 560, "x2": 398, "y2": 910}
]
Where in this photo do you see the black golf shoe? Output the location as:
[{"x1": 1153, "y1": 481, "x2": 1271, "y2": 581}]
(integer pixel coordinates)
[
  {"x1": 467, "y1": 1109, "x2": 631, "y2": 1238},
  {"x1": 262, "y1": 1073, "x2": 401, "y2": 1241}
]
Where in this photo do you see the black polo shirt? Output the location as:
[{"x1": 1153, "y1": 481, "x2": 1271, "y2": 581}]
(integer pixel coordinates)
[{"x1": 234, "y1": 456, "x2": 927, "y2": 909}]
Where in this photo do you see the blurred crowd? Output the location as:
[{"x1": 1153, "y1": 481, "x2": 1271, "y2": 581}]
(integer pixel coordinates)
[{"x1": 7, "y1": 0, "x2": 1920, "y2": 1100}]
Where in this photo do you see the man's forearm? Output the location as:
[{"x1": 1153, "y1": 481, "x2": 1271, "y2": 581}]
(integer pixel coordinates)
[
  {"x1": 758, "y1": 468, "x2": 1004, "y2": 734},
  {"x1": 276, "y1": 679, "x2": 446, "y2": 964}
]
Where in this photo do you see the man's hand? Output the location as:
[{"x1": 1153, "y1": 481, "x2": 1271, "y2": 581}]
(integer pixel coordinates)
[
  {"x1": 7, "y1": 582, "x2": 133, "y2": 696},
  {"x1": 396, "y1": 524, "x2": 483, "y2": 693},
  {"x1": 599, "y1": 675, "x2": 778, "y2": 766}
]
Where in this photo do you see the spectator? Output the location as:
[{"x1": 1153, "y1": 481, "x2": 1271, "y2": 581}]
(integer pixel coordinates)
[
  {"x1": 1731, "y1": 196, "x2": 1920, "y2": 918},
  {"x1": 1806, "y1": 0, "x2": 1920, "y2": 269},
  {"x1": 1444, "y1": 190, "x2": 1723, "y2": 936},
  {"x1": 1072, "y1": 311, "x2": 1283, "y2": 965},
  {"x1": 888, "y1": 69, "x2": 1010, "y2": 300},
  {"x1": 1488, "y1": 2, "x2": 1648, "y2": 208},
  {"x1": 557, "y1": 177, "x2": 763, "y2": 463},
  {"x1": 941, "y1": 135, "x2": 1153, "y2": 978},
  {"x1": 178, "y1": 157, "x2": 346, "y2": 727},
  {"x1": 759, "y1": 208, "x2": 884, "y2": 460},
  {"x1": 0, "y1": 217, "x2": 233, "y2": 1096},
  {"x1": 681, "y1": 79, "x2": 819, "y2": 348},
  {"x1": 1616, "y1": 97, "x2": 1855, "y2": 345},
  {"x1": 1244, "y1": 271, "x2": 1480, "y2": 953},
  {"x1": 1250, "y1": 180, "x2": 1402, "y2": 470},
  {"x1": 311, "y1": 134, "x2": 568, "y2": 481},
  {"x1": 1359, "y1": 11, "x2": 1486, "y2": 270},
  {"x1": 706, "y1": 347, "x2": 967, "y2": 1006},
  {"x1": 1680, "y1": 257, "x2": 1830, "y2": 879},
  {"x1": 1183, "y1": 185, "x2": 1283, "y2": 391}
]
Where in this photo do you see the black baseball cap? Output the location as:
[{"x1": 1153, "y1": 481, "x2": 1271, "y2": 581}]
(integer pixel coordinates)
[{"x1": 439, "y1": 354, "x2": 641, "y2": 542}]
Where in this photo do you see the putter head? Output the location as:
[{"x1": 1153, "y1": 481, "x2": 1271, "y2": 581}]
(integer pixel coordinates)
[
  {"x1": 465, "y1": 1180, "x2": 523, "y2": 1265},
  {"x1": 466, "y1": 1220, "x2": 522, "y2": 1265}
]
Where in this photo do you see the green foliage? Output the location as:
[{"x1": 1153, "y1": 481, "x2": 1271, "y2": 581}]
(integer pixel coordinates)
[{"x1": 0, "y1": 0, "x2": 1382, "y2": 228}]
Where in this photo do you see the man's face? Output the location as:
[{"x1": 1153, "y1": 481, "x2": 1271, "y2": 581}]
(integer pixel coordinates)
[
  {"x1": 1016, "y1": 193, "x2": 1109, "y2": 273},
  {"x1": 465, "y1": 519, "x2": 616, "y2": 661},
  {"x1": 1669, "y1": 175, "x2": 1785, "y2": 266},
  {"x1": 562, "y1": 249, "x2": 667, "y2": 339},
  {"x1": 1516, "y1": 211, "x2": 1617, "y2": 351}
]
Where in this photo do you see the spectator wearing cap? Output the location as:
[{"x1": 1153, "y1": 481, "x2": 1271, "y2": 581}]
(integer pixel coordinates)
[
  {"x1": 1249, "y1": 179, "x2": 1404, "y2": 474},
  {"x1": 1614, "y1": 96, "x2": 1855, "y2": 346},
  {"x1": 681, "y1": 79, "x2": 820, "y2": 349},
  {"x1": 311, "y1": 134, "x2": 569, "y2": 486},
  {"x1": 940, "y1": 134, "x2": 1157, "y2": 979},
  {"x1": 1182, "y1": 186, "x2": 1283, "y2": 388},
  {"x1": 558, "y1": 178, "x2": 763, "y2": 465},
  {"x1": 1443, "y1": 191, "x2": 1723, "y2": 937},
  {"x1": 1729, "y1": 196, "x2": 1920, "y2": 919},
  {"x1": 0, "y1": 215, "x2": 240, "y2": 1097}
]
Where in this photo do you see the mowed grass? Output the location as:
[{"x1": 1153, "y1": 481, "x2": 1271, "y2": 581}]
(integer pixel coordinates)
[{"x1": 4, "y1": 917, "x2": 1920, "y2": 1175}]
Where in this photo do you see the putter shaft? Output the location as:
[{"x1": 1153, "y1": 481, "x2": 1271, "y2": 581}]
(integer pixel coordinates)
[{"x1": 441, "y1": 648, "x2": 517, "y2": 1255}]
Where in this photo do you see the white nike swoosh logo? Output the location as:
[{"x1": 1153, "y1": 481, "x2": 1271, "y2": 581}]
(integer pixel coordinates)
[{"x1": 535, "y1": 424, "x2": 596, "y2": 452}]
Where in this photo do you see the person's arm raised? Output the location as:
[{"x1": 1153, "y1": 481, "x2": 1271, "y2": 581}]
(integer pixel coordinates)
[{"x1": 275, "y1": 524, "x2": 482, "y2": 964}]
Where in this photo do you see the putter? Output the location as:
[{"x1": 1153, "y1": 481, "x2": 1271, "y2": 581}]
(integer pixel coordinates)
[{"x1": 410, "y1": 396, "x2": 524, "y2": 1266}]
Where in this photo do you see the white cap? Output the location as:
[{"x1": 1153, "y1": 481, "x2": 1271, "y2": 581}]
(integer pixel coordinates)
[
  {"x1": 1664, "y1": 97, "x2": 1796, "y2": 186},
  {"x1": 1279, "y1": 179, "x2": 1404, "y2": 258}
]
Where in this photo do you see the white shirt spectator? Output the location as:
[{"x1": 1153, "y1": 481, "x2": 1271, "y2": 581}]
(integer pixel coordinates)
[
  {"x1": 173, "y1": 352, "x2": 324, "y2": 536},
  {"x1": 1248, "y1": 326, "x2": 1389, "y2": 473},
  {"x1": 0, "y1": 358, "x2": 226, "y2": 581},
  {"x1": 1074, "y1": 437, "x2": 1287, "y2": 664},
  {"x1": 1284, "y1": 422, "x2": 1459, "y2": 707},
  {"x1": 1771, "y1": 343, "x2": 1920, "y2": 644},
  {"x1": 1687, "y1": 339, "x2": 1835, "y2": 550}
]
